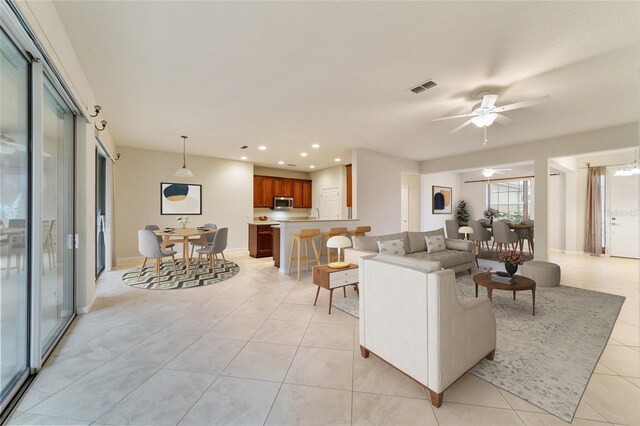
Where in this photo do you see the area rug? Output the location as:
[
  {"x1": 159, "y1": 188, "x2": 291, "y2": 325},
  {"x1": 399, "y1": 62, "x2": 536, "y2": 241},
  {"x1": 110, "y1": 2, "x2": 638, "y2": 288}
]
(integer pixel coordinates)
[
  {"x1": 122, "y1": 258, "x2": 239, "y2": 290},
  {"x1": 332, "y1": 274, "x2": 624, "y2": 422}
]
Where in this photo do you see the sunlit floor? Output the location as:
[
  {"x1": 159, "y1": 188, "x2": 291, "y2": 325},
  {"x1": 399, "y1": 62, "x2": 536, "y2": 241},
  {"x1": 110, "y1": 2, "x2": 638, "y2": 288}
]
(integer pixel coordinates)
[{"x1": 8, "y1": 251, "x2": 640, "y2": 426}]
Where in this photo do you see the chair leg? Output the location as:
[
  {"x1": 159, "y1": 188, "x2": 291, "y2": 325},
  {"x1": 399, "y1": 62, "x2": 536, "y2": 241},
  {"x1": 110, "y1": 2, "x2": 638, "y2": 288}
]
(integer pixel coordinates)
[
  {"x1": 139, "y1": 257, "x2": 148, "y2": 278},
  {"x1": 304, "y1": 240, "x2": 310, "y2": 272},
  {"x1": 296, "y1": 238, "x2": 302, "y2": 281},
  {"x1": 171, "y1": 255, "x2": 178, "y2": 274},
  {"x1": 196, "y1": 253, "x2": 202, "y2": 269},
  {"x1": 311, "y1": 239, "x2": 320, "y2": 267},
  {"x1": 221, "y1": 251, "x2": 226, "y2": 263},
  {"x1": 155, "y1": 260, "x2": 160, "y2": 284},
  {"x1": 191, "y1": 244, "x2": 195, "y2": 259},
  {"x1": 287, "y1": 238, "x2": 296, "y2": 276}
]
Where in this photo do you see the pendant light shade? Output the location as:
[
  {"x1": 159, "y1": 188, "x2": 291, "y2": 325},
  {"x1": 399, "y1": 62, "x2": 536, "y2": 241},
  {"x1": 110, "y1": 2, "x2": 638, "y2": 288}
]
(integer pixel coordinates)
[{"x1": 175, "y1": 135, "x2": 194, "y2": 178}]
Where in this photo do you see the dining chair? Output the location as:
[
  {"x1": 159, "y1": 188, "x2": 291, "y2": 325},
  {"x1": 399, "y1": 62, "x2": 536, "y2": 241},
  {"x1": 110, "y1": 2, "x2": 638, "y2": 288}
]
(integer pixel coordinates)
[
  {"x1": 144, "y1": 224, "x2": 175, "y2": 250},
  {"x1": 469, "y1": 219, "x2": 492, "y2": 254},
  {"x1": 196, "y1": 227, "x2": 228, "y2": 268},
  {"x1": 190, "y1": 223, "x2": 217, "y2": 258},
  {"x1": 518, "y1": 219, "x2": 534, "y2": 253},
  {"x1": 445, "y1": 220, "x2": 463, "y2": 239},
  {"x1": 6, "y1": 219, "x2": 26, "y2": 278},
  {"x1": 491, "y1": 221, "x2": 519, "y2": 257},
  {"x1": 138, "y1": 229, "x2": 178, "y2": 284}
]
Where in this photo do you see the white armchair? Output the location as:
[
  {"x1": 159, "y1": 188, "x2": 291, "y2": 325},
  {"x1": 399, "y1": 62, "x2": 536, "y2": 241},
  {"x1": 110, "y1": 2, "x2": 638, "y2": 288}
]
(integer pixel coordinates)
[{"x1": 359, "y1": 254, "x2": 496, "y2": 407}]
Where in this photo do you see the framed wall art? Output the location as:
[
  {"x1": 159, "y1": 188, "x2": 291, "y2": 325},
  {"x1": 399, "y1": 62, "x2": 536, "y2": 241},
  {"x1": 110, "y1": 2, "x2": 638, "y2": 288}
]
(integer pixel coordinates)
[
  {"x1": 432, "y1": 185, "x2": 452, "y2": 214},
  {"x1": 160, "y1": 182, "x2": 202, "y2": 215}
]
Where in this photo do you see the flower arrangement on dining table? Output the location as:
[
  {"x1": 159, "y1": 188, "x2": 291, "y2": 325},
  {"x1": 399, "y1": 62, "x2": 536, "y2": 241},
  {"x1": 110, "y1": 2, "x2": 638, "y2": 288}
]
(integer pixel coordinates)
[
  {"x1": 483, "y1": 208, "x2": 499, "y2": 219},
  {"x1": 176, "y1": 216, "x2": 190, "y2": 228}
]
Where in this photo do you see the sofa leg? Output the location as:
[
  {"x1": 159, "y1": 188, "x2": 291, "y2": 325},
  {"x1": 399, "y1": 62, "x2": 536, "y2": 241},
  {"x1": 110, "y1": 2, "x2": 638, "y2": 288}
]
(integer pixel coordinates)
[
  {"x1": 427, "y1": 388, "x2": 444, "y2": 408},
  {"x1": 360, "y1": 345, "x2": 370, "y2": 358},
  {"x1": 468, "y1": 268, "x2": 472, "y2": 275},
  {"x1": 486, "y1": 349, "x2": 496, "y2": 361}
]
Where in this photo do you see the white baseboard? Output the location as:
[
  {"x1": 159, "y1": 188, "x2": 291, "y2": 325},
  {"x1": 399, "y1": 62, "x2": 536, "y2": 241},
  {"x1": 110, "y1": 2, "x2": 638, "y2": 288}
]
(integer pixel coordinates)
[{"x1": 77, "y1": 292, "x2": 96, "y2": 315}]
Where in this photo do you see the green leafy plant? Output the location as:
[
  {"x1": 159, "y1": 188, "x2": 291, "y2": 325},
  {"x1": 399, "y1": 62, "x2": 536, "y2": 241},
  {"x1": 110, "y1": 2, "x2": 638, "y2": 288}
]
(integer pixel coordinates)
[{"x1": 456, "y1": 200, "x2": 470, "y2": 223}]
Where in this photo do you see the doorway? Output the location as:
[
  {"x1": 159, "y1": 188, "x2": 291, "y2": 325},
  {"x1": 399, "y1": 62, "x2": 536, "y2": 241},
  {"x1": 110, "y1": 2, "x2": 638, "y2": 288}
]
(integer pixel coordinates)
[
  {"x1": 401, "y1": 185, "x2": 409, "y2": 232},
  {"x1": 320, "y1": 188, "x2": 340, "y2": 219},
  {"x1": 607, "y1": 168, "x2": 639, "y2": 259},
  {"x1": 95, "y1": 146, "x2": 106, "y2": 276}
]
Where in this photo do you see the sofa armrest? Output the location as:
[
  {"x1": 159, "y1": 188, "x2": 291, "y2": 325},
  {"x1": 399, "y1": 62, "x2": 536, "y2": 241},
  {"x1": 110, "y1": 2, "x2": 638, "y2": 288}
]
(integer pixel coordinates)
[
  {"x1": 345, "y1": 248, "x2": 376, "y2": 264},
  {"x1": 445, "y1": 239, "x2": 474, "y2": 252}
]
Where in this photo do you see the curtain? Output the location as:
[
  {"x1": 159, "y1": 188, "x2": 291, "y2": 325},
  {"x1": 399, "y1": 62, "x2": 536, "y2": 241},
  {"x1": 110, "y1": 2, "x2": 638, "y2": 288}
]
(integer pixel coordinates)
[{"x1": 584, "y1": 166, "x2": 605, "y2": 254}]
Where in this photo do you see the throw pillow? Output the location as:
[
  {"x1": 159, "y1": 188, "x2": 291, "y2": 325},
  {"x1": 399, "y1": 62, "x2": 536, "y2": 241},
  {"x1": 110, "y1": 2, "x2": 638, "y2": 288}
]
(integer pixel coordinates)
[
  {"x1": 376, "y1": 239, "x2": 406, "y2": 256},
  {"x1": 425, "y1": 234, "x2": 446, "y2": 253}
]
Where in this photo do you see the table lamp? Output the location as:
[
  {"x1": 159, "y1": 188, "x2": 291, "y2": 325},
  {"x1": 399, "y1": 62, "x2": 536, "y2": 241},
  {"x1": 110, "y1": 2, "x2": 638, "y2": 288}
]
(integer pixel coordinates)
[
  {"x1": 327, "y1": 235, "x2": 352, "y2": 269},
  {"x1": 459, "y1": 226, "x2": 474, "y2": 240}
]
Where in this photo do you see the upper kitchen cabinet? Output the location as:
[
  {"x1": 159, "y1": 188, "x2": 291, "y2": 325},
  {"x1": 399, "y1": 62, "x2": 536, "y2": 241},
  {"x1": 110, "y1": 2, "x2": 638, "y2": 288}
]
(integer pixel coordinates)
[
  {"x1": 302, "y1": 180, "x2": 312, "y2": 208},
  {"x1": 345, "y1": 164, "x2": 352, "y2": 207},
  {"x1": 292, "y1": 180, "x2": 304, "y2": 208},
  {"x1": 253, "y1": 176, "x2": 264, "y2": 207},
  {"x1": 254, "y1": 175, "x2": 312, "y2": 208},
  {"x1": 273, "y1": 178, "x2": 293, "y2": 197},
  {"x1": 261, "y1": 177, "x2": 275, "y2": 208}
]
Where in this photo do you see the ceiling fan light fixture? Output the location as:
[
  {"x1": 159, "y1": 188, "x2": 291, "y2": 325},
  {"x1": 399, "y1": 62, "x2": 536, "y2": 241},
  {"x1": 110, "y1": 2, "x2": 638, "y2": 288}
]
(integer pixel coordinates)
[
  {"x1": 482, "y1": 169, "x2": 495, "y2": 177},
  {"x1": 472, "y1": 113, "x2": 497, "y2": 128}
]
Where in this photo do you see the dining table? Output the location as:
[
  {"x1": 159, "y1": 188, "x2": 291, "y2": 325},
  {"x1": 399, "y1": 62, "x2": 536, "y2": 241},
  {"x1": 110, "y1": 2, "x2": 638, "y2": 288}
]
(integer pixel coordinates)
[
  {"x1": 154, "y1": 227, "x2": 217, "y2": 277},
  {"x1": 481, "y1": 222, "x2": 534, "y2": 253}
]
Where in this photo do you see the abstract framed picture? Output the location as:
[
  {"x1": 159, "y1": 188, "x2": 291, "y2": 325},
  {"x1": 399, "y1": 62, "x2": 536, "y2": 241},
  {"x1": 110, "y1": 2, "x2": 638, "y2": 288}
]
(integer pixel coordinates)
[
  {"x1": 432, "y1": 185, "x2": 452, "y2": 214},
  {"x1": 160, "y1": 182, "x2": 202, "y2": 215}
]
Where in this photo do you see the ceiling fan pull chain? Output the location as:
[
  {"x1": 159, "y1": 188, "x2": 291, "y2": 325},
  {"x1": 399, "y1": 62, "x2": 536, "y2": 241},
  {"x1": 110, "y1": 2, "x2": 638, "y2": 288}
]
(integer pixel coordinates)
[{"x1": 483, "y1": 126, "x2": 488, "y2": 145}]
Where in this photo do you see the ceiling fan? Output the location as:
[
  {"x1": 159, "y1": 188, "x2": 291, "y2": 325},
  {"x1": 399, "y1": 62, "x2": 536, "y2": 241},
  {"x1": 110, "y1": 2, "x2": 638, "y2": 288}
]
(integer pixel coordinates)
[
  {"x1": 433, "y1": 93, "x2": 550, "y2": 144},
  {"x1": 479, "y1": 168, "x2": 511, "y2": 178}
]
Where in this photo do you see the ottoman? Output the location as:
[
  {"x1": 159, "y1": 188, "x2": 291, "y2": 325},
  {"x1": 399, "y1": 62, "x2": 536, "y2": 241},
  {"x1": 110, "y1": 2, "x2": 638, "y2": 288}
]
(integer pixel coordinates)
[{"x1": 521, "y1": 261, "x2": 561, "y2": 287}]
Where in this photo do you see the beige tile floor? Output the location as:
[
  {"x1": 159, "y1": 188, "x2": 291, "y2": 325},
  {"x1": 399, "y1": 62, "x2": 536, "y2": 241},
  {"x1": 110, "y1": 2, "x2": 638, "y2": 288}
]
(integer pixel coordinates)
[{"x1": 8, "y1": 251, "x2": 640, "y2": 426}]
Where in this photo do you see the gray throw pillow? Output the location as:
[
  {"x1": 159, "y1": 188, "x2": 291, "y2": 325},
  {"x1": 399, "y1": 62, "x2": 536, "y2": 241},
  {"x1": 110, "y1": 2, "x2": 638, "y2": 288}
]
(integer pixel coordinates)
[
  {"x1": 376, "y1": 239, "x2": 406, "y2": 256},
  {"x1": 425, "y1": 234, "x2": 446, "y2": 253}
]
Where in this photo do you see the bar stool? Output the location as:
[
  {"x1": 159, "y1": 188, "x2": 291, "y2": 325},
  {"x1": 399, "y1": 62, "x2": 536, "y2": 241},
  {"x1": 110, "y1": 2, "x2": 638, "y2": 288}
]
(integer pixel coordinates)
[
  {"x1": 347, "y1": 226, "x2": 371, "y2": 237},
  {"x1": 319, "y1": 227, "x2": 349, "y2": 263},
  {"x1": 287, "y1": 228, "x2": 321, "y2": 281}
]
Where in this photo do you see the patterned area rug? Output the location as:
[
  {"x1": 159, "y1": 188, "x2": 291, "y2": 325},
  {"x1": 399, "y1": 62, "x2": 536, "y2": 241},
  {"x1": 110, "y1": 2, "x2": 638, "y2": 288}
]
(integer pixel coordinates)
[
  {"x1": 122, "y1": 258, "x2": 239, "y2": 290},
  {"x1": 332, "y1": 274, "x2": 624, "y2": 422}
]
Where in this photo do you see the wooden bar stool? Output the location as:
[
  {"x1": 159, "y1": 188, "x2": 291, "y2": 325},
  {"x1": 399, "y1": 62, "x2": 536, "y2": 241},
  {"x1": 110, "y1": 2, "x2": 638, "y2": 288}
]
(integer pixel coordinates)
[
  {"x1": 287, "y1": 228, "x2": 321, "y2": 281},
  {"x1": 347, "y1": 226, "x2": 371, "y2": 238},
  {"x1": 319, "y1": 227, "x2": 349, "y2": 263}
]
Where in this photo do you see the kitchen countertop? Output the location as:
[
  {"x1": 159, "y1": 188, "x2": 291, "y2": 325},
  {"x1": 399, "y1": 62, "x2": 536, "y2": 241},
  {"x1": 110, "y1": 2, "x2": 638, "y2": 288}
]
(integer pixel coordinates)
[{"x1": 248, "y1": 221, "x2": 280, "y2": 225}]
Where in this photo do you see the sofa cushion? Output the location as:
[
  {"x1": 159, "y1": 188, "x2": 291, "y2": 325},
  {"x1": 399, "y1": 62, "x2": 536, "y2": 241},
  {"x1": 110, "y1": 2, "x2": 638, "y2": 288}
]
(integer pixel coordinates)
[
  {"x1": 376, "y1": 239, "x2": 406, "y2": 256},
  {"x1": 407, "y1": 249, "x2": 474, "y2": 269},
  {"x1": 352, "y1": 235, "x2": 379, "y2": 252},
  {"x1": 425, "y1": 234, "x2": 446, "y2": 253},
  {"x1": 373, "y1": 253, "x2": 442, "y2": 273},
  {"x1": 407, "y1": 228, "x2": 445, "y2": 253}
]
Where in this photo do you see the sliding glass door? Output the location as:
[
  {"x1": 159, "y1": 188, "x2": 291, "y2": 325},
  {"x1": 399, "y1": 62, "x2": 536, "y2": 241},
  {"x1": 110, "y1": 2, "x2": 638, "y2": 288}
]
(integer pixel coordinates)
[
  {"x1": 95, "y1": 147, "x2": 106, "y2": 277},
  {"x1": 0, "y1": 27, "x2": 30, "y2": 408},
  {"x1": 40, "y1": 78, "x2": 75, "y2": 355}
]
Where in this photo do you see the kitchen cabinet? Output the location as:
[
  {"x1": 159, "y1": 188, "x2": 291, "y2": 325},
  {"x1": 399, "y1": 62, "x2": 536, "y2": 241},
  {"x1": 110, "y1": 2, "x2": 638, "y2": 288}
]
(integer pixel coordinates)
[
  {"x1": 253, "y1": 176, "x2": 264, "y2": 207},
  {"x1": 345, "y1": 164, "x2": 352, "y2": 207},
  {"x1": 302, "y1": 180, "x2": 312, "y2": 208},
  {"x1": 292, "y1": 180, "x2": 304, "y2": 208},
  {"x1": 261, "y1": 177, "x2": 275, "y2": 208},
  {"x1": 248, "y1": 224, "x2": 273, "y2": 258},
  {"x1": 273, "y1": 178, "x2": 293, "y2": 197}
]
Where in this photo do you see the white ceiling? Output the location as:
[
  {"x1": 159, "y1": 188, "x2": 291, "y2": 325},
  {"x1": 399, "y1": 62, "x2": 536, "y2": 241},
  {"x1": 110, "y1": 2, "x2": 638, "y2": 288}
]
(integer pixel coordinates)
[{"x1": 54, "y1": 1, "x2": 640, "y2": 171}]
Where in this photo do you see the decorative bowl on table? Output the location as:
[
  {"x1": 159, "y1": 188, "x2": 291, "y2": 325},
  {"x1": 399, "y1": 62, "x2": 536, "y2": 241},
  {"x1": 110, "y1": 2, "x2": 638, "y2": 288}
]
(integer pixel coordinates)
[{"x1": 258, "y1": 216, "x2": 268, "y2": 221}]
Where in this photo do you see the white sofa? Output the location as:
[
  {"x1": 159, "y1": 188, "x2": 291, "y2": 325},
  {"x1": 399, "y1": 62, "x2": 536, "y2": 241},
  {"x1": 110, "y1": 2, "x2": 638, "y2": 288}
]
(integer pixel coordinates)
[
  {"x1": 345, "y1": 229, "x2": 475, "y2": 274},
  {"x1": 358, "y1": 254, "x2": 496, "y2": 407}
]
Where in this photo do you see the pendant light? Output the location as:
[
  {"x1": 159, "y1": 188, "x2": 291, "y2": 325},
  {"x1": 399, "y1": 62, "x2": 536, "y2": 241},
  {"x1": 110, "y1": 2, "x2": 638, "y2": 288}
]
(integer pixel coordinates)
[
  {"x1": 175, "y1": 135, "x2": 194, "y2": 178},
  {"x1": 614, "y1": 147, "x2": 640, "y2": 177}
]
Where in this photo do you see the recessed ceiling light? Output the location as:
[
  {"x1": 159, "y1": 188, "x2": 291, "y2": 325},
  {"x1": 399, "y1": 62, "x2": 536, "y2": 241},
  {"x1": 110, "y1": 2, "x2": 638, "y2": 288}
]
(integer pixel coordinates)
[
  {"x1": 278, "y1": 161, "x2": 284, "y2": 165},
  {"x1": 240, "y1": 156, "x2": 247, "y2": 160},
  {"x1": 334, "y1": 158, "x2": 341, "y2": 162},
  {"x1": 312, "y1": 144, "x2": 320, "y2": 149},
  {"x1": 300, "y1": 152, "x2": 308, "y2": 157},
  {"x1": 309, "y1": 165, "x2": 315, "y2": 169},
  {"x1": 258, "y1": 145, "x2": 266, "y2": 150}
]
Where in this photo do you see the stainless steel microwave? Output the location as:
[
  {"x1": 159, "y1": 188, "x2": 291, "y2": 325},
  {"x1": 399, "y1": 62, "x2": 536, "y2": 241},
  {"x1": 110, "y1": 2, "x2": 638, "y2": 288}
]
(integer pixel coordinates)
[{"x1": 273, "y1": 196, "x2": 294, "y2": 210}]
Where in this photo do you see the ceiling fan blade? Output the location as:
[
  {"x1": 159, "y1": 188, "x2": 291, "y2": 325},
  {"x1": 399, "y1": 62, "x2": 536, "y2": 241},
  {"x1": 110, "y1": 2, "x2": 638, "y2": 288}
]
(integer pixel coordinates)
[
  {"x1": 494, "y1": 95, "x2": 550, "y2": 113},
  {"x1": 494, "y1": 114, "x2": 513, "y2": 125},
  {"x1": 481, "y1": 94, "x2": 499, "y2": 109},
  {"x1": 450, "y1": 118, "x2": 474, "y2": 133},
  {"x1": 432, "y1": 112, "x2": 477, "y2": 122}
]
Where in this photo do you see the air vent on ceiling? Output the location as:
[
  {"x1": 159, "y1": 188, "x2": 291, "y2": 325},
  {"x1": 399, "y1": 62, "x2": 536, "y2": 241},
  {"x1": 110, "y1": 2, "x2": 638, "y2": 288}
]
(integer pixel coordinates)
[
  {"x1": 239, "y1": 145, "x2": 249, "y2": 150},
  {"x1": 287, "y1": 164, "x2": 296, "y2": 167},
  {"x1": 409, "y1": 79, "x2": 437, "y2": 94}
]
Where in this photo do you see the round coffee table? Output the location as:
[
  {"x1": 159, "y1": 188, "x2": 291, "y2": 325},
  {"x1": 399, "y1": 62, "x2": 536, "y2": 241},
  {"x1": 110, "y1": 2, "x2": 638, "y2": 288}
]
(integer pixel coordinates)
[{"x1": 472, "y1": 273, "x2": 536, "y2": 315}]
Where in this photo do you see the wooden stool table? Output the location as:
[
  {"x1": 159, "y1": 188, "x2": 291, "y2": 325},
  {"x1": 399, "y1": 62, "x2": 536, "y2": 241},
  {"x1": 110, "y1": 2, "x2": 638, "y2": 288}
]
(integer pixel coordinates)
[
  {"x1": 312, "y1": 264, "x2": 359, "y2": 314},
  {"x1": 472, "y1": 273, "x2": 536, "y2": 315}
]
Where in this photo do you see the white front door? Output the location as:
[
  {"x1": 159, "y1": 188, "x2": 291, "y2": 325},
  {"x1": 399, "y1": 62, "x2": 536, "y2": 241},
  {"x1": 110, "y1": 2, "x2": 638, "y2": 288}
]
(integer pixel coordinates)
[
  {"x1": 608, "y1": 169, "x2": 639, "y2": 259},
  {"x1": 320, "y1": 188, "x2": 340, "y2": 220},
  {"x1": 401, "y1": 185, "x2": 409, "y2": 232}
]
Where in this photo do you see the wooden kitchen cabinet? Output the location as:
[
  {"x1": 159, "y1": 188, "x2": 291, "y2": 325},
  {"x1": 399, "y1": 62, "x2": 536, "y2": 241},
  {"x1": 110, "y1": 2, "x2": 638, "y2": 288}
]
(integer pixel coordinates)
[
  {"x1": 302, "y1": 180, "x2": 312, "y2": 208},
  {"x1": 248, "y1": 224, "x2": 273, "y2": 258},
  {"x1": 272, "y1": 226, "x2": 280, "y2": 267},
  {"x1": 261, "y1": 177, "x2": 275, "y2": 208},
  {"x1": 345, "y1": 164, "x2": 352, "y2": 207},
  {"x1": 253, "y1": 176, "x2": 264, "y2": 207},
  {"x1": 273, "y1": 178, "x2": 293, "y2": 197},
  {"x1": 292, "y1": 180, "x2": 304, "y2": 208}
]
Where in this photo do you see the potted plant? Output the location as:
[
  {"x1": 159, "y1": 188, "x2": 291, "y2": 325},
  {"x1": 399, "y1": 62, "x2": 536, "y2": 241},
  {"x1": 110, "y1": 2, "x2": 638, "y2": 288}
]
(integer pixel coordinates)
[
  {"x1": 176, "y1": 216, "x2": 190, "y2": 229},
  {"x1": 483, "y1": 208, "x2": 499, "y2": 224},
  {"x1": 456, "y1": 200, "x2": 470, "y2": 225},
  {"x1": 498, "y1": 250, "x2": 525, "y2": 276}
]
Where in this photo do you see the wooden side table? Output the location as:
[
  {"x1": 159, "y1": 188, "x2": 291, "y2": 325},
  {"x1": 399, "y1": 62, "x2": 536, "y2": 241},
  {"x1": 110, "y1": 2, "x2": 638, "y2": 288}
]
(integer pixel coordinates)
[{"x1": 312, "y1": 264, "x2": 359, "y2": 314}]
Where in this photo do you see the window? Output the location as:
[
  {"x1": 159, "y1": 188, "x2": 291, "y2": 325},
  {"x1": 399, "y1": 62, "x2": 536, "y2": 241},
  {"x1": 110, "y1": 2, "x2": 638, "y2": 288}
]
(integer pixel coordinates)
[{"x1": 487, "y1": 179, "x2": 533, "y2": 221}]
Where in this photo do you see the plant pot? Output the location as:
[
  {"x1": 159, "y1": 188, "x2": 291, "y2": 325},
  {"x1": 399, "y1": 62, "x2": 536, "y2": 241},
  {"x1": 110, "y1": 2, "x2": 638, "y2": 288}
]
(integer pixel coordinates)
[
  {"x1": 505, "y1": 263, "x2": 518, "y2": 276},
  {"x1": 490, "y1": 217, "x2": 494, "y2": 224}
]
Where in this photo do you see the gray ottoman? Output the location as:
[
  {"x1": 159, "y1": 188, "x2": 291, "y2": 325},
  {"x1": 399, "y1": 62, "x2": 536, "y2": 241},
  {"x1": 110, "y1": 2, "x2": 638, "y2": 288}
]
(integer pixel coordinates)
[{"x1": 521, "y1": 261, "x2": 561, "y2": 287}]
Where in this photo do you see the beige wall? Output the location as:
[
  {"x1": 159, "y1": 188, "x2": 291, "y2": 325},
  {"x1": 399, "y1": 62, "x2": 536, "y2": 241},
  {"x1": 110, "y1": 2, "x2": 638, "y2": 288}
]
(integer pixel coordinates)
[
  {"x1": 421, "y1": 171, "x2": 462, "y2": 233},
  {"x1": 115, "y1": 146, "x2": 253, "y2": 260},
  {"x1": 253, "y1": 166, "x2": 310, "y2": 180}
]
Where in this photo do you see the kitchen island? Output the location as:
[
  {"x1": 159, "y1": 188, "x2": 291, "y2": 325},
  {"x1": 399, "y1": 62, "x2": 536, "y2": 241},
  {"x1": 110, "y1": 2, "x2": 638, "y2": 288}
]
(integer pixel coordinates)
[{"x1": 276, "y1": 219, "x2": 360, "y2": 274}]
